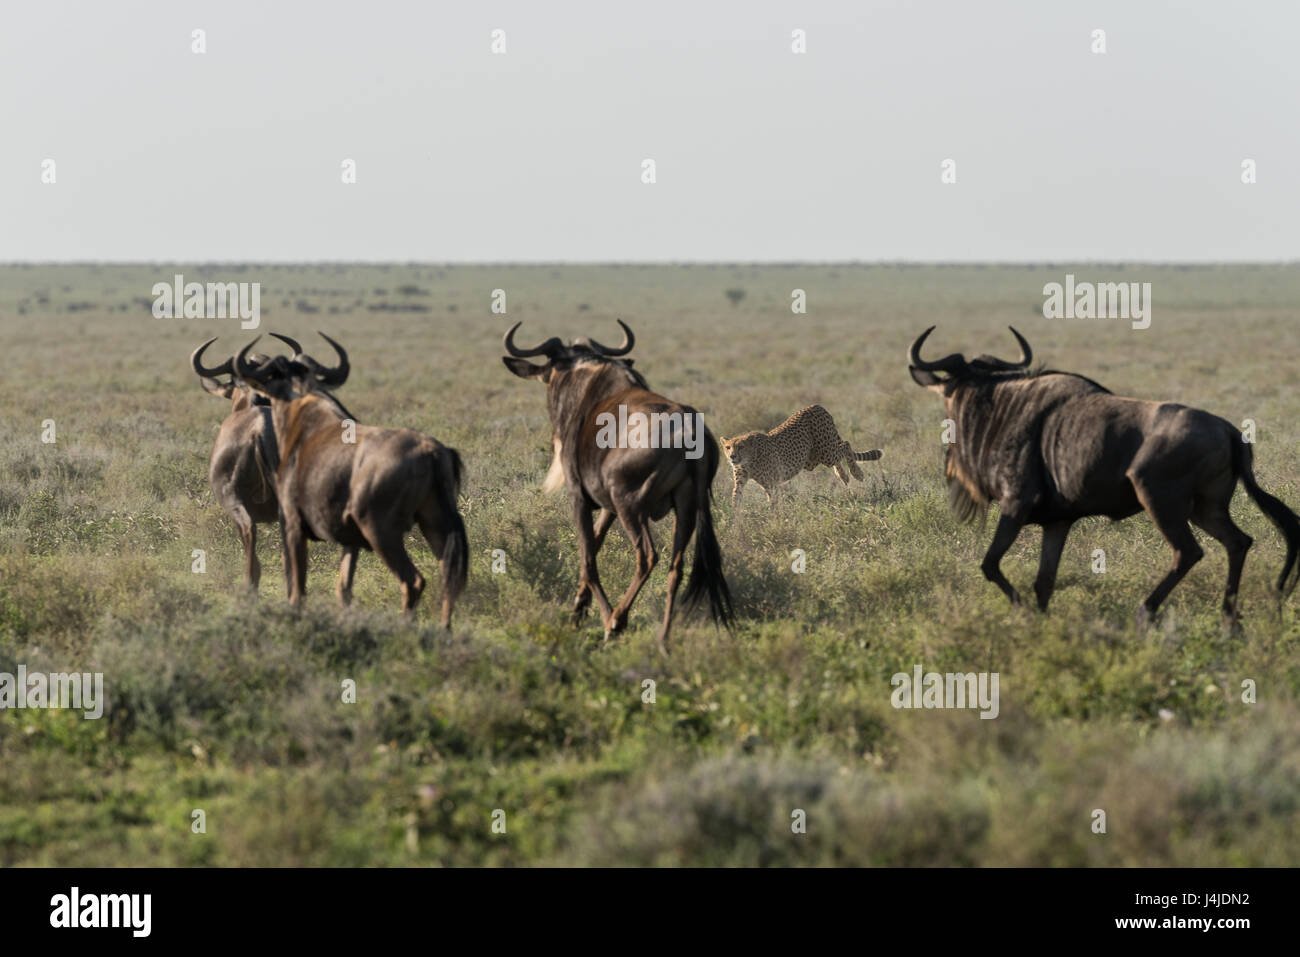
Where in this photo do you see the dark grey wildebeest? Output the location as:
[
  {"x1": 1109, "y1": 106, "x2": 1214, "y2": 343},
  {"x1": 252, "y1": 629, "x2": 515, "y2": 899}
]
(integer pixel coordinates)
[{"x1": 908, "y1": 326, "x2": 1300, "y2": 624}]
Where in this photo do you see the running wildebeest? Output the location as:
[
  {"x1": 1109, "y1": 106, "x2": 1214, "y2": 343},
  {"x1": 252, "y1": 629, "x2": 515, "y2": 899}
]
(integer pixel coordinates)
[
  {"x1": 908, "y1": 326, "x2": 1300, "y2": 625},
  {"x1": 191, "y1": 337, "x2": 281, "y2": 588},
  {"x1": 502, "y1": 320, "x2": 732, "y2": 652},
  {"x1": 234, "y1": 333, "x2": 468, "y2": 627}
]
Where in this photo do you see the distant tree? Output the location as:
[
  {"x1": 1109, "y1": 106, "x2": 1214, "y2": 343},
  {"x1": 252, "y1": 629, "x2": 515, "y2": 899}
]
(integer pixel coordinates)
[{"x1": 725, "y1": 288, "x2": 746, "y2": 307}]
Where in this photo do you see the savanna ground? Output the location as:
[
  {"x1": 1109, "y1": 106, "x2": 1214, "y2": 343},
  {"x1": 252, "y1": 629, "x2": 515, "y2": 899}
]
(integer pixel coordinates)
[{"x1": 1, "y1": 263, "x2": 1298, "y2": 866}]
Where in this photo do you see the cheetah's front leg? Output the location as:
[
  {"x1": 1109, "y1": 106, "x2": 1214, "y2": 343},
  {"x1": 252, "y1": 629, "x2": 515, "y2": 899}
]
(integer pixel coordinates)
[{"x1": 730, "y1": 468, "x2": 746, "y2": 507}]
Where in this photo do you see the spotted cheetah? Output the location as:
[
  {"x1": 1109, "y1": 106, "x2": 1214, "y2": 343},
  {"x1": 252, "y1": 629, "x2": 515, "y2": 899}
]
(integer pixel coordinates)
[{"x1": 721, "y1": 405, "x2": 883, "y2": 506}]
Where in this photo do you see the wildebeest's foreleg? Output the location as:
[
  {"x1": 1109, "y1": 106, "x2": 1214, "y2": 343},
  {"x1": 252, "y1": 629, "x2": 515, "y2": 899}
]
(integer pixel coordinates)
[
  {"x1": 1033, "y1": 520, "x2": 1074, "y2": 611},
  {"x1": 572, "y1": 501, "x2": 615, "y2": 629},
  {"x1": 572, "y1": 508, "x2": 615, "y2": 622},
  {"x1": 336, "y1": 545, "x2": 360, "y2": 606},
  {"x1": 282, "y1": 512, "x2": 309, "y2": 607},
  {"x1": 230, "y1": 503, "x2": 260, "y2": 589},
  {"x1": 982, "y1": 513, "x2": 1026, "y2": 605}
]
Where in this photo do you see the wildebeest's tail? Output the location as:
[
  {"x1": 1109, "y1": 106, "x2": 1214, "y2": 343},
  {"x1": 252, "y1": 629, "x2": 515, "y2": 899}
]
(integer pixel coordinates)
[
  {"x1": 682, "y1": 443, "x2": 734, "y2": 627},
  {"x1": 436, "y1": 448, "x2": 469, "y2": 606},
  {"x1": 1235, "y1": 437, "x2": 1300, "y2": 596}
]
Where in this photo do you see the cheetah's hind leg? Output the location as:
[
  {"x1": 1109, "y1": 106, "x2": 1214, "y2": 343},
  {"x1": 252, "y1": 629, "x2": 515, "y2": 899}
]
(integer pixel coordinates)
[
  {"x1": 833, "y1": 462, "x2": 852, "y2": 484},
  {"x1": 843, "y1": 442, "x2": 864, "y2": 481}
]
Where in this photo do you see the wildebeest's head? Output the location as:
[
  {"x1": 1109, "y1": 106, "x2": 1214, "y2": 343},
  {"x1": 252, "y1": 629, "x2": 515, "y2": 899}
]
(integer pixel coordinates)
[
  {"x1": 908, "y1": 326, "x2": 1037, "y2": 525},
  {"x1": 191, "y1": 337, "x2": 272, "y2": 404},
  {"x1": 907, "y1": 325, "x2": 1034, "y2": 398},
  {"x1": 234, "y1": 332, "x2": 351, "y2": 405},
  {"x1": 501, "y1": 319, "x2": 642, "y2": 384}
]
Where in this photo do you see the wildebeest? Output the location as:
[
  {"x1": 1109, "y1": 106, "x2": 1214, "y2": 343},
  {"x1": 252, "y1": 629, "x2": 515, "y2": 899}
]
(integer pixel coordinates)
[
  {"x1": 908, "y1": 326, "x2": 1300, "y2": 624},
  {"x1": 503, "y1": 320, "x2": 732, "y2": 652},
  {"x1": 191, "y1": 337, "x2": 281, "y2": 588},
  {"x1": 234, "y1": 333, "x2": 468, "y2": 626}
]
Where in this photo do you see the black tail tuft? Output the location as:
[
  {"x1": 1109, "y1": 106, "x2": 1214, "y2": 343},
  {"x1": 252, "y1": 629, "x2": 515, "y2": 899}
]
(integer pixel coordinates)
[
  {"x1": 1235, "y1": 438, "x2": 1300, "y2": 596},
  {"x1": 682, "y1": 480, "x2": 734, "y2": 628},
  {"x1": 437, "y1": 450, "x2": 469, "y2": 608}
]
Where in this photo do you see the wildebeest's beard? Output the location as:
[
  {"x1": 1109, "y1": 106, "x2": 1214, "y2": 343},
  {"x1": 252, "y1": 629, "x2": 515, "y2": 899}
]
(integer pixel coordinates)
[{"x1": 945, "y1": 443, "x2": 989, "y2": 526}]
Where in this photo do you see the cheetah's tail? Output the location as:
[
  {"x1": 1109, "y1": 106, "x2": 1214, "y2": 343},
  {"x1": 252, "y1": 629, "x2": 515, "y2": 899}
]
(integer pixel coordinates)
[{"x1": 852, "y1": 448, "x2": 883, "y2": 461}]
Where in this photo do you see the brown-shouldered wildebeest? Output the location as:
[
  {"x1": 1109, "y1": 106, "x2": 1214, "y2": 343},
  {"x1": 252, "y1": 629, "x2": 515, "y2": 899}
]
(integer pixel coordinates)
[
  {"x1": 502, "y1": 319, "x2": 732, "y2": 653},
  {"x1": 234, "y1": 333, "x2": 468, "y2": 627},
  {"x1": 191, "y1": 337, "x2": 281, "y2": 588},
  {"x1": 908, "y1": 326, "x2": 1300, "y2": 626}
]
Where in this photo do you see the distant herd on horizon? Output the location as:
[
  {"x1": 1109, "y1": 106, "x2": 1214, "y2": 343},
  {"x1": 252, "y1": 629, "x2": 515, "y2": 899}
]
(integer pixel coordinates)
[{"x1": 189, "y1": 321, "x2": 1300, "y2": 652}]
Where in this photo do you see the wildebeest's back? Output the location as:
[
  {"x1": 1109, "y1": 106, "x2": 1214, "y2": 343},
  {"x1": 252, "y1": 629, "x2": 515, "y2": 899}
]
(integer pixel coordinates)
[{"x1": 1035, "y1": 387, "x2": 1237, "y2": 521}]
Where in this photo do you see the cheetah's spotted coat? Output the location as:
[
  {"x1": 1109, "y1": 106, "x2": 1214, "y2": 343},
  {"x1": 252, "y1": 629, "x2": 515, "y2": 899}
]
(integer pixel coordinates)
[{"x1": 721, "y1": 405, "x2": 882, "y2": 506}]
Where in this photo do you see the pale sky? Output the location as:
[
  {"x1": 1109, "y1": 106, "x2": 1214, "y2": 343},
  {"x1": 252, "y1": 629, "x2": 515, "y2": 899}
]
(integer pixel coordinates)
[{"x1": 2, "y1": 0, "x2": 1296, "y2": 261}]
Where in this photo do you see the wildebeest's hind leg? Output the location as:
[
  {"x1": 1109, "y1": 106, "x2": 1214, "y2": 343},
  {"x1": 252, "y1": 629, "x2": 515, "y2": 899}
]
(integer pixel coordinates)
[
  {"x1": 1033, "y1": 520, "x2": 1074, "y2": 611},
  {"x1": 982, "y1": 513, "x2": 1026, "y2": 605},
  {"x1": 658, "y1": 487, "x2": 697, "y2": 654},
  {"x1": 356, "y1": 514, "x2": 425, "y2": 614},
  {"x1": 416, "y1": 511, "x2": 467, "y2": 629},
  {"x1": 336, "y1": 545, "x2": 359, "y2": 606},
  {"x1": 1191, "y1": 498, "x2": 1252, "y2": 624},
  {"x1": 1129, "y1": 476, "x2": 1204, "y2": 623},
  {"x1": 572, "y1": 507, "x2": 616, "y2": 623},
  {"x1": 607, "y1": 505, "x2": 658, "y2": 638}
]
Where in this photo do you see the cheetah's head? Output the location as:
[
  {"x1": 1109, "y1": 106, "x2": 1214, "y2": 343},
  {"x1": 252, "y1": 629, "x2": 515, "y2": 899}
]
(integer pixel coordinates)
[{"x1": 721, "y1": 432, "x2": 762, "y2": 467}]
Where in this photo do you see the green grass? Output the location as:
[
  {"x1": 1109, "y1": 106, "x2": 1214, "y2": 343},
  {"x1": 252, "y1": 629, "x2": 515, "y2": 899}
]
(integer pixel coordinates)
[{"x1": 1, "y1": 263, "x2": 1299, "y2": 865}]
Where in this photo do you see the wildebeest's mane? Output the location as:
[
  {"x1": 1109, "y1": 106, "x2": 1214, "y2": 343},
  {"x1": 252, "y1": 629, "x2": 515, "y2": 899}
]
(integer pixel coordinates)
[
  {"x1": 958, "y1": 362, "x2": 1113, "y2": 395},
  {"x1": 565, "y1": 352, "x2": 650, "y2": 391}
]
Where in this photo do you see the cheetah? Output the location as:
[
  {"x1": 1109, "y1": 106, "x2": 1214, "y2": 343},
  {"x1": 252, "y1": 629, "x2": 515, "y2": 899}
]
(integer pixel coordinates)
[{"x1": 721, "y1": 405, "x2": 883, "y2": 506}]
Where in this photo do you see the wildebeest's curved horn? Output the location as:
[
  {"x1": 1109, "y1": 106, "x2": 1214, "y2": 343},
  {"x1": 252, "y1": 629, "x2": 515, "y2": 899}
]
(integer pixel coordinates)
[
  {"x1": 976, "y1": 326, "x2": 1034, "y2": 370},
  {"x1": 908, "y1": 326, "x2": 967, "y2": 373},
  {"x1": 586, "y1": 319, "x2": 635, "y2": 357},
  {"x1": 269, "y1": 333, "x2": 303, "y2": 356},
  {"x1": 235, "y1": 337, "x2": 269, "y2": 382},
  {"x1": 1005, "y1": 326, "x2": 1032, "y2": 367},
  {"x1": 313, "y1": 332, "x2": 350, "y2": 386},
  {"x1": 503, "y1": 321, "x2": 564, "y2": 358},
  {"x1": 191, "y1": 337, "x2": 234, "y2": 378}
]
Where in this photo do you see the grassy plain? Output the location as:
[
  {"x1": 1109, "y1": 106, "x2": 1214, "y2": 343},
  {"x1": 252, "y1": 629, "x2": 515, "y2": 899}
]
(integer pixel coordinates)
[{"x1": 1, "y1": 263, "x2": 1298, "y2": 865}]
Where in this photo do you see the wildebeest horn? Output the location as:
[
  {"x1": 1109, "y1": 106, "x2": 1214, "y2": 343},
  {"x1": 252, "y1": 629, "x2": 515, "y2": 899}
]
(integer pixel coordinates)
[
  {"x1": 313, "y1": 332, "x2": 350, "y2": 386},
  {"x1": 908, "y1": 326, "x2": 967, "y2": 373},
  {"x1": 191, "y1": 337, "x2": 234, "y2": 378},
  {"x1": 976, "y1": 327, "x2": 1034, "y2": 370},
  {"x1": 585, "y1": 319, "x2": 635, "y2": 357},
  {"x1": 503, "y1": 321, "x2": 564, "y2": 358},
  {"x1": 269, "y1": 333, "x2": 303, "y2": 356},
  {"x1": 235, "y1": 337, "x2": 269, "y2": 382}
]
